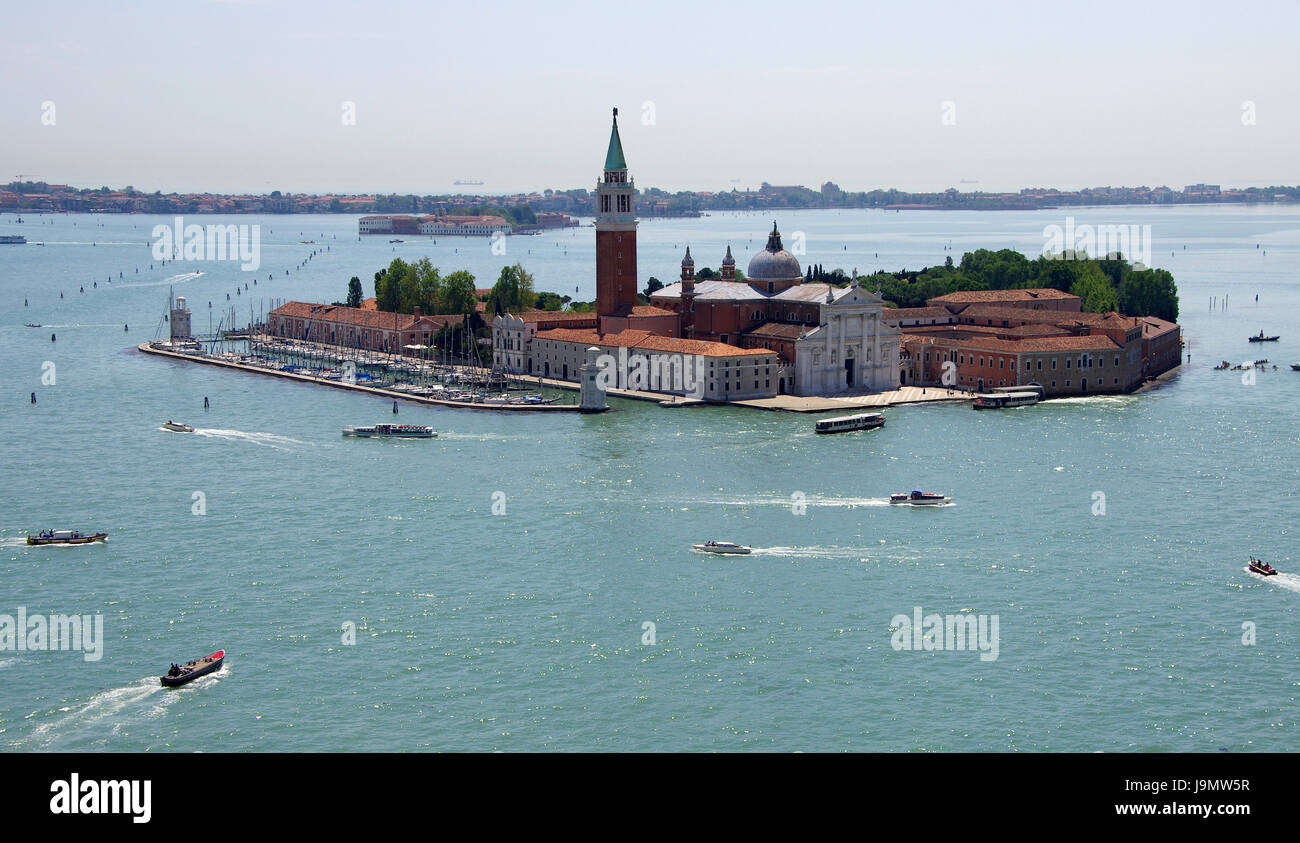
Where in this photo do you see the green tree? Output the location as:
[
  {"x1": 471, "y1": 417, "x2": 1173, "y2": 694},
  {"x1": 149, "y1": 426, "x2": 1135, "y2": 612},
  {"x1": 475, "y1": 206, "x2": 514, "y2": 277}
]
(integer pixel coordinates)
[
  {"x1": 413, "y1": 257, "x2": 442, "y2": 314},
  {"x1": 486, "y1": 263, "x2": 537, "y2": 315},
  {"x1": 643, "y1": 277, "x2": 664, "y2": 298},
  {"x1": 1069, "y1": 263, "x2": 1120, "y2": 313},
  {"x1": 440, "y1": 269, "x2": 477, "y2": 315},
  {"x1": 1119, "y1": 268, "x2": 1179, "y2": 321},
  {"x1": 346, "y1": 277, "x2": 363, "y2": 308},
  {"x1": 534, "y1": 291, "x2": 568, "y2": 311},
  {"x1": 376, "y1": 258, "x2": 409, "y2": 312}
]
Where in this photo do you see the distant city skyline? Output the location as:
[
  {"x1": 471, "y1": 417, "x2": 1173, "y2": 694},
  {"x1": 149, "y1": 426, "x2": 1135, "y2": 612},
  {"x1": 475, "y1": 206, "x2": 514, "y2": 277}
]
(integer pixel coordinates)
[{"x1": 2, "y1": 0, "x2": 1297, "y2": 195}]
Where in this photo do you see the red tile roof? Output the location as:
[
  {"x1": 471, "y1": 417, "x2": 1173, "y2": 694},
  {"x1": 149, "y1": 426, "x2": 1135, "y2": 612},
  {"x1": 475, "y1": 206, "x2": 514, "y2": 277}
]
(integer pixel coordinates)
[
  {"x1": 929, "y1": 288, "x2": 1079, "y2": 304},
  {"x1": 270, "y1": 301, "x2": 414, "y2": 331},
  {"x1": 534, "y1": 327, "x2": 774, "y2": 358}
]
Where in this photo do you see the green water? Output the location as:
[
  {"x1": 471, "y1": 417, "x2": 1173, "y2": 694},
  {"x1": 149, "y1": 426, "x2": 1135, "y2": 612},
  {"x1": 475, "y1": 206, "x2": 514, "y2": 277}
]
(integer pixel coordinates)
[{"x1": 1, "y1": 208, "x2": 1296, "y2": 751}]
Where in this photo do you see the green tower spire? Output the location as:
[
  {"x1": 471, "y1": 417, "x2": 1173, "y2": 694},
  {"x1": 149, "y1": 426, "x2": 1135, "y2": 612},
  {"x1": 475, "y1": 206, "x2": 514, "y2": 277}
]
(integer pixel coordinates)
[{"x1": 604, "y1": 107, "x2": 627, "y2": 172}]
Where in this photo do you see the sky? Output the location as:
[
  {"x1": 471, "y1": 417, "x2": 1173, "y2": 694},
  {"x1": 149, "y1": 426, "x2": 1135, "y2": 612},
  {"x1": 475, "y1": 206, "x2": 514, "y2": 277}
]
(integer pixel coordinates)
[{"x1": 2, "y1": 0, "x2": 1298, "y2": 196}]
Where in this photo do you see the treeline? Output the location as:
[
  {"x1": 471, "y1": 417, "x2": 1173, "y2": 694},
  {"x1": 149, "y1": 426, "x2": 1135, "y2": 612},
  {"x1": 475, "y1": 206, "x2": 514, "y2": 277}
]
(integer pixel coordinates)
[
  {"x1": 855, "y1": 249, "x2": 1178, "y2": 321},
  {"x1": 346, "y1": 259, "x2": 576, "y2": 317},
  {"x1": 365, "y1": 258, "x2": 479, "y2": 316}
]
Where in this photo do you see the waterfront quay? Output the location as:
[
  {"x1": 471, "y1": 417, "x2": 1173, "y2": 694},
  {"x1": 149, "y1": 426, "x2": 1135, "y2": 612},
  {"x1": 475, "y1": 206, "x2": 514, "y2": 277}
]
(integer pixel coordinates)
[
  {"x1": 733, "y1": 385, "x2": 970, "y2": 412},
  {"x1": 137, "y1": 339, "x2": 588, "y2": 412}
]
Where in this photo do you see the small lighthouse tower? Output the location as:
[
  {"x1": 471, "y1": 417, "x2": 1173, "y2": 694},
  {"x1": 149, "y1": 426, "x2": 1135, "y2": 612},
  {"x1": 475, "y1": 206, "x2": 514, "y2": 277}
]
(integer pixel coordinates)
[
  {"x1": 579, "y1": 346, "x2": 607, "y2": 413},
  {"x1": 170, "y1": 296, "x2": 192, "y2": 342}
]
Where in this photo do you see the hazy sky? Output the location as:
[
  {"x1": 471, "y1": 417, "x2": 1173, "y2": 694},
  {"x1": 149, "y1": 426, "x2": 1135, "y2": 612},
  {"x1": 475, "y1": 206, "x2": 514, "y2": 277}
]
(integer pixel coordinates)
[{"x1": 3, "y1": 0, "x2": 1298, "y2": 195}]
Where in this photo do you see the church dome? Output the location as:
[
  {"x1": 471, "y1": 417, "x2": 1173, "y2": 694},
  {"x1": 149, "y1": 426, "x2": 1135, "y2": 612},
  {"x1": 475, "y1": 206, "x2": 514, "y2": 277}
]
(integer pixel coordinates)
[{"x1": 747, "y1": 222, "x2": 802, "y2": 281}]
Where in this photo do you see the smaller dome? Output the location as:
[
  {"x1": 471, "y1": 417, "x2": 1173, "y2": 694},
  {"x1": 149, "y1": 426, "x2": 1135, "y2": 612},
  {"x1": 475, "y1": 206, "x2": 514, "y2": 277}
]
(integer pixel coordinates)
[
  {"x1": 681, "y1": 245, "x2": 694, "y2": 267},
  {"x1": 722, "y1": 245, "x2": 735, "y2": 266}
]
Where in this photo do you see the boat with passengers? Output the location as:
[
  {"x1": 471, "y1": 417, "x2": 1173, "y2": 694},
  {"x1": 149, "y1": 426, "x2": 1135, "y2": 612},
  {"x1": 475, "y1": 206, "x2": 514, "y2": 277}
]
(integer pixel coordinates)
[
  {"x1": 342, "y1": 424, "x2": 436, "y2": 438},
  {"x1": 973, "y1": 390, "x2": 1041, "y2": 409},
  {"x1": 815, "y1": 412, "x2": 885, "y2": 433}
]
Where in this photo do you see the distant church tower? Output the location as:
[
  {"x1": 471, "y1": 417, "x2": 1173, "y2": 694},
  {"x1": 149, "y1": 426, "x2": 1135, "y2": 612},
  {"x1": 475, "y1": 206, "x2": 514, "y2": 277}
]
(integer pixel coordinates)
[
  {"x1": 595, "y1": 108, "x2": 638, "y2": 325},
  {"x1": 720, "y1": 245, "x2": 736, "y2": 281},
  {"x1": 680, "y1": 246, "x2": 696, "y2": 338}
]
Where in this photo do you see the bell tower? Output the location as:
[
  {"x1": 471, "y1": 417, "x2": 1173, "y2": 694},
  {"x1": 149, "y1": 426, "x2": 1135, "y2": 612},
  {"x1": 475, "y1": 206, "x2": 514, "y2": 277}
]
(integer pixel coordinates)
[
  {"x1": 596, "y1": 107, "x2": 638, "y2": 325},
  {"x1": 680, "y1": 246, "x2": 696, "y2": 338}
]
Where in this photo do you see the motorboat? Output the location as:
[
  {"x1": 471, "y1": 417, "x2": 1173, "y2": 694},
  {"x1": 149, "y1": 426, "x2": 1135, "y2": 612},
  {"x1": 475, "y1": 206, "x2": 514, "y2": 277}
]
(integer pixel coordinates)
[
  {"x1": 890, "y1": 490, "x2": 948, "y2": 505},
  {"x1": 815, "y1": 412, "x2": 885, "y2": 433},
  {"x1": 1247, "y1": 558, "x2": 1278, "y2": 577},
  {"x1": 162, "y1": 421, "x2": 195, "y2": 433},
  {"x1": 1248, "y1": 331, "x2": 1279, "y2": 342},
  {"x1": 27, "y1": 530, "x2": 108, "y2": 545},
  {"x1": 692, "y1": 541, "x2": 753, "y2": 555},
  {"x1": 1291, "y1": 363, "x2": 1300, "y2": 371},
  {"x1": 973, "y1": 390, "x2": 1041, "y2": 409},
  {"x1": 342, "y1": 424, "x2": 436, "y2": 438},
  {"x1": 160, "y1": 650, "x2": 225, "y2": 687}
]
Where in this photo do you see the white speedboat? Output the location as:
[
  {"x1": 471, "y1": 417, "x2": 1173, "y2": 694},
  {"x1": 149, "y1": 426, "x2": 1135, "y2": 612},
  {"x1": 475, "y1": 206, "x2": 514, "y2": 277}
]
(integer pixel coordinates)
[
  {"x1": 342, "y1": 424, "x2": 436, "y2": 438},
  {"x1": 692, "y1": 541, "x2": 753, "y2": 555},
  {"x1": 162, "y1": 421, "x2": 195, "y2": 433}
]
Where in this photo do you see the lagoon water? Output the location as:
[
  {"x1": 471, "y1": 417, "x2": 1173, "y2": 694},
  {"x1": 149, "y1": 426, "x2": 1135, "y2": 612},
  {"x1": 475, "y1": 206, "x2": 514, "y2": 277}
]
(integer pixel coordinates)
[{"x1": 0, "y1": 206, "x2": 1297, "y2": 751}]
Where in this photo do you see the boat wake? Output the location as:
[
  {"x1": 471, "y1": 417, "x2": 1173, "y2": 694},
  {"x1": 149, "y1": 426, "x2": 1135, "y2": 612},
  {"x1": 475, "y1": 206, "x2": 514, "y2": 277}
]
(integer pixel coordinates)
[
  {"x1": 689, "y1": 494, "x2": 892, "y2": 509},
  {"x1": 1043, "y1": 395, "x2": 1133, "y2": 406},
  {"x1": 190, "y1": 428, "x2": 312, "y2": 449},
  {"x1": 0, "y1": 537, "x2": 31, "y2": 548},
  {"x1": 21, "y1": 678, "x2": 167, "y2": 750},
  {"x1": 113, "y1": 270, "x2": 204, "y2": 289},
  {"x1": 436, "y1": 432, "x2": 519, "y2": 441},
  {"x1": 748, "y1": 545, "x2": 877, "y2": 559},
  {"x1": 18, "y1": 665, "x2": 228, "y2": 750},
  {"x1": 1244, "y1": 568, "x2": 1300, "y2": 593}
]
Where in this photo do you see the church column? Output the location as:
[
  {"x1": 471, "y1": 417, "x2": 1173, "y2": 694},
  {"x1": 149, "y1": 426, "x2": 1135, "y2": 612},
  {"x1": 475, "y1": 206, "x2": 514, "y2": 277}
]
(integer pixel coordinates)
[{"x1": 837, "y1": 315, "x2": 846, "y2": 389}]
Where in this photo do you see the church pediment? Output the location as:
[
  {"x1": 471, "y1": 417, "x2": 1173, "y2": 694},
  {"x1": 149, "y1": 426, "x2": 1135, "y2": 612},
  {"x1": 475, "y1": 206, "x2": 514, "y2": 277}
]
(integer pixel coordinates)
[{"x1": 827, "y1": 286, "x2": 886, "y2": 308}]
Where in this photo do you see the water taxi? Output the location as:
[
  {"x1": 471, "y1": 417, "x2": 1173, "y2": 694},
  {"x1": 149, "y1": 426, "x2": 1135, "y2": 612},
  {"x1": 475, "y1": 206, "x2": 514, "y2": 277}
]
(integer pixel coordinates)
[
  {"x1": 1248, "y1": 331, "x2": 1280, "y2": 342},
  {"x1": 890, "y1": 490, "x2": 948, "y2": 506},
  {"x1": 691, "y1": 541, "x2": 753, "y2": 555},
  {"x1": 973, "y1": 390, "x2": 1041, "y2": 409},
  {"x1": 27, "y1": 530, "x2": 108, "y2": 545},
  {"x1": 160, "y1": 650, "x2": 225, "y2": 687},
  {"x1": 342, "y1": 424, "x2": 436, "y2": 438},
  {"x1": 815, "y1": 412, "x2": 885, "y2": 433},
  {"x1": 162, "y1": 420, "x2": 194, "y2": 432}
]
